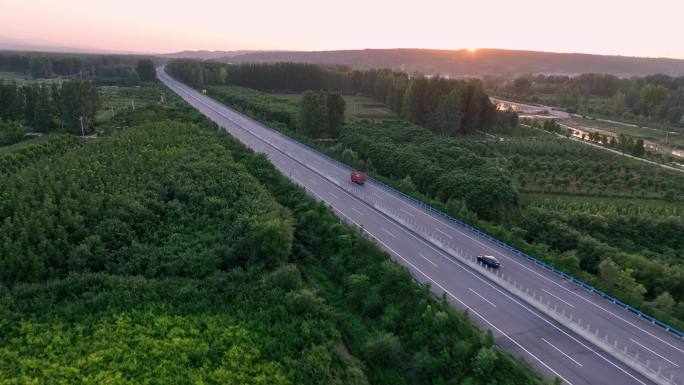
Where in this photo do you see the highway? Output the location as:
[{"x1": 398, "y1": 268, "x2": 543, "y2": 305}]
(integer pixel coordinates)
[{"x1": 159, "y1": 67, "x2": 683, "y2": 385}]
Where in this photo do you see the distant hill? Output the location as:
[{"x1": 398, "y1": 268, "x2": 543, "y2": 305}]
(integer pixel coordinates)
[
  {"x1": 217, "y1": 48, "x2": 684, "y2": 77},
  {"x1": 160, "y1": 50, "x2": 269, "y2": 60}
]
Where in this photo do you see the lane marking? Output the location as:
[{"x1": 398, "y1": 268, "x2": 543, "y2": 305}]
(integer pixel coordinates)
[
  {"x1": 329, "y1": 192, "x2": 339, "y2": 199},
  {"x1": 417, "y1": 201, "x2": 684, "y2": 355},
  {"x1": 542, "y1": 289, "x2": 576, "y2": 308},
  {"x1": 351, "y1": 207, "x2": 364, "y2": 216},
  {"x1": 469, "y1": 288, "x2": 497, "y2": 308},
  {"x1": 417, "y1": 252, "x2": 438, "y2": 267},
  {"x1": 372, "y1": 192, "x2": 383, "y2": 199},
  {"x1": 434, "y1": 227, "x2": 453, "y2": 239},
  {"x1": 310, "y1": 194, "x2": 577, "y2": 385},
  {"x1": 400, "y1": 208, "x2": 415, "y2": 217},
  {"x1": 629, "y1": 338, "x2": 680, "y2": 368},
  {"x1": 381, "y1": 227, "x2": 396, "y2": 238},
  {"x1": 162, "y1": 73, "x2": 644, "y2": 385},
  {"x1": 542, "y1": 338, "x2": 583, "y2": 367}
]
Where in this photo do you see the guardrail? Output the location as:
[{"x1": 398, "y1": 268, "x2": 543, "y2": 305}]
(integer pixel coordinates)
[
  {"x1": 170, "y1": 71, "x2": 683, "y2": 341},
  {"x1": 268, "y1": 124, "x2": 684, "y2": 341},
  {"x1": 376, "y1": 202, "x2": 680, "y2": 385}
]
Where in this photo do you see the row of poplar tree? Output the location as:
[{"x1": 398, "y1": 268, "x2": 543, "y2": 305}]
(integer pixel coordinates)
[{"x1": 0, "y1": 80, "x2": 100, "y2": 136}]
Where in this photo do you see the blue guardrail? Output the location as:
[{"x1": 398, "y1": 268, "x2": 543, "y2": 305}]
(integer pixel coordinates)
[{"x1": 292, "y1": 137, "x2": 684, "y2": 340}]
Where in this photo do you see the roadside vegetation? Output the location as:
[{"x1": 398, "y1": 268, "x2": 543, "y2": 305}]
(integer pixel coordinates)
[
  {"x1": 486, "y1": 73, "x2": 684, "y2": 158},
  {"x1": 0, "y1": 80, "x2": 549, "y2": 385},
  {"x1": 168, "y1": 60, "x2": 684, "y2": 330}
]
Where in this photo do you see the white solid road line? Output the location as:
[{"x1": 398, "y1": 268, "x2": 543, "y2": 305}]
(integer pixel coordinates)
[
  {"x1": 542, "y1": 289, "x2": 576, "y2": 308},
  {"x1": 434, "y1": 227, "x2": 453, "y2": 239},
  {"x1": 161, "y1": 72, "x2": 649, "y2": 385},
  {"x1": 542, "y1": 338, "x2": 584, "y2": 367},
  {"x1": 311, "y1": 187, "x2": 575, "y2": 384},
  {"x1": 400, "y1": 208, "x2": 416, "y2": 217},
  {"x1": 381, "y1": 227, "x2": 397, "y2": 238},
  {"x1": 629, "y1": 338, "x2": 681, "y2": 368},
  {"x1": 178, "y1": 78, "x2": 681, "y2": 361},
  {"x1": 430, "y1": 206, "x2": 684, "y2": 355},
  {"x1": 417, "y1": 252, "x2": 439, "y2": 267},
  {"x1": 351, "y1": 207, "x2": 364, "y2": 216},
  {"x1": 469, "y1": 288, "x2": 497, "y2": 308}
]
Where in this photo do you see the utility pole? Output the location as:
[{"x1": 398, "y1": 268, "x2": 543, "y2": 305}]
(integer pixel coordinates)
[{"x1": 79, "y1": 116, "x2": 85, "y2": 137}]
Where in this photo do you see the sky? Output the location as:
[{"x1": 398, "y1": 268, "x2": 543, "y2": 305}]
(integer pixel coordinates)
[{"x1": 1, "y1": 0, "x2": 683, "y2": 59}]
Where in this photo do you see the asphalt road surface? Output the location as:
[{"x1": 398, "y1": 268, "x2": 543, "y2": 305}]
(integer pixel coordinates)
[{"x1": 159, "y1": 67, "x2": 683, "y2": 385}]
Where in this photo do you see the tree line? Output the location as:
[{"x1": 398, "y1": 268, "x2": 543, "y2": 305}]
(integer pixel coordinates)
[
  {"x1": 0, "y1": 80, "x2": 100, "y2": 139},
  {"x1": 523, "y1": 118, "x2": 646, "y2": 156},
  {"x1": 0, "y1": 51, "x2": 157, "y2": 81},
  {"x1": 167, "y1": 60, "x2": 515, "y2": 135},
  {"x1": 0, "y1": 96, "x2": 550, "y2": 385},
  {"x1": 489, "y1": 73, "x2": 684, "y2": 127},
  {"x1": 202, "y1": 82, "x2": 684, "y2": 329}
]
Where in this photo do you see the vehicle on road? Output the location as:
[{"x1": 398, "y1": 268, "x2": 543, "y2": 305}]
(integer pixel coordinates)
[
  {"x1": 351, "y1": 171, "x2": 367, "y2": 185},
  {"x1": 477, "y1": 255, "x2": 501, "y2": 268}
]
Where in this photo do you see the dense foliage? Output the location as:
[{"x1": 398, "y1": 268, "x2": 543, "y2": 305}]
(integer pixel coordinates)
[
  {"x1": 488, "y1": 73, "x2": 684, "y2": 130},
  {"x1": 524, "y1": 118, "x2": 646, "y2": 156},
  {"x1": 167, "y1": 60, "x2": 514, "y2": 134},
  {"x1": 0, "y1": 51, "x2": 156, "y2": 80},
  {"x1": 0, "y1": 80, "x2": 100, "y2": 137},
  {"x1": 299, "y1": 90, "x2": 345, "y2": 138},
  {"x1": 0, "y1": 134, "x2": 80, "y2": 174},
  {"x1": 0, "y1": 91, "x2": 547, "y2": 385},
  {"x1": 199, "y1": 83, "x2": 684, "y2": 329}
]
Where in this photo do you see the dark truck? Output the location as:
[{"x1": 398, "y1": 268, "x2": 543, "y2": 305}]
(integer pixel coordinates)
[{"x1": 351, "y1": 171, "x2": 367, "y2": 185}]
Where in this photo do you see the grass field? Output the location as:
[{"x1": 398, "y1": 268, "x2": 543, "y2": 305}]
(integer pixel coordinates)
[
  {"x1": 266, "y1": 92, "x2": 396, "y2": 120},
  {"x1": 97, "y1": 85, "x2": 165, "y2": 122}
]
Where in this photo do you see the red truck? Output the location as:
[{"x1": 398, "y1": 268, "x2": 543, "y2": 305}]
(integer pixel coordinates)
[{"x1": 351, "y1": 171, "x2": 367, "y2": 185}]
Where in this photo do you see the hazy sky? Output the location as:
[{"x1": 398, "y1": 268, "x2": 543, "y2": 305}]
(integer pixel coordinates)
[{"x1": 2, "y1": 0, "x2": 683, "y2": 58}]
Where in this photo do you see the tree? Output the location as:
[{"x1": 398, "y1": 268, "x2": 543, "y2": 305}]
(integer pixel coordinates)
[
  {"x1": 612, "y1": 91, "x2": 627, "y2": 115},
  {"x1": 598, "y1": 258, "x2": 621, "y2": 289},
  {"x1": 511, "y1": 77, "x2": 532, "y2": 94},
  {"x1": 325, "y1": 92, "x2": 345, "y2": 137},
  {"x1": 60, "y1": 80, "x2": 100, "y2": 134},
  {"x1": 136, "y1": 59, "x2": 157, "y2": 82},
  {"x1": 299, "y1": 91, "x2": 328, "y2": 138},
  {"x1": 651, "y1": 292, "x2": 676, "y2": 314},
  {"x1": 432, "y1": 88, "x2": 463, "y2": 135},
  {"x1": 640, "y1": 84, "x2": 669, "y2": 117}
]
